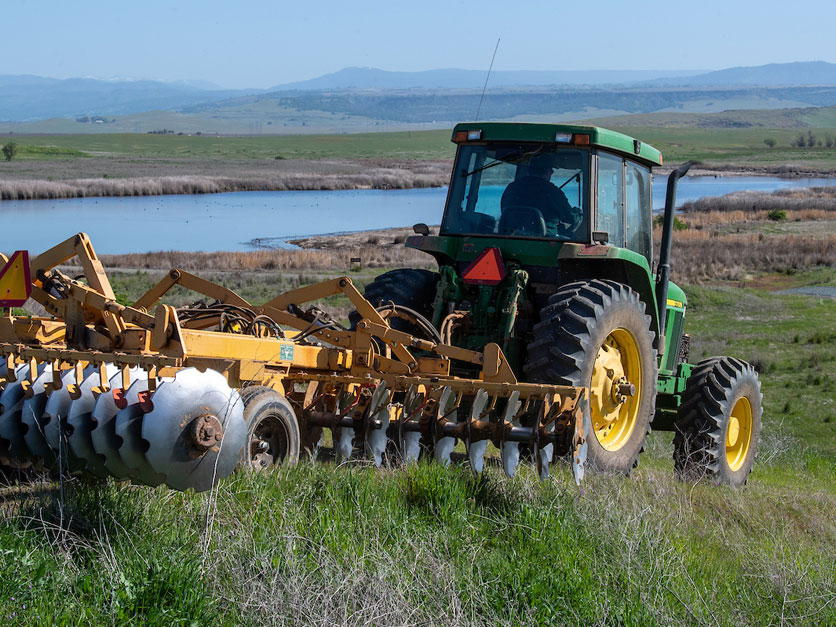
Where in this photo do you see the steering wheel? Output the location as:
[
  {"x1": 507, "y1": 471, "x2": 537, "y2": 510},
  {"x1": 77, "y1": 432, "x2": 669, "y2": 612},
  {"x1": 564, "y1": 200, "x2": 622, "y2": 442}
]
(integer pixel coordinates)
[
  {"x1": 498, "y1": 206, "x2": 547, "y2": 237},
  {"x1": 555, "y1": 205, "x2": 583, "y2": 238}
]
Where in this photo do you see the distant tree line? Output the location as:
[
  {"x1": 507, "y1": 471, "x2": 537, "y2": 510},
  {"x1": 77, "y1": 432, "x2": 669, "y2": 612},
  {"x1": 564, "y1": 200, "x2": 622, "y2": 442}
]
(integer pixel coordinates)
[
  {"x1": 765, "y1": 133, "x2": 836, "y2": 148},
  {"x1": 790, "y1": 131, "x2": 835, "y2": 148}
]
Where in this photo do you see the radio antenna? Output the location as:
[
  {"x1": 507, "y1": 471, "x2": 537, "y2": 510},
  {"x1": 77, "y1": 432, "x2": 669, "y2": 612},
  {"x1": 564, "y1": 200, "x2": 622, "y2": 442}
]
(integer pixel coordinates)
[{"x1": 475, "y1": 38, "x2": 500, "y2": 122}]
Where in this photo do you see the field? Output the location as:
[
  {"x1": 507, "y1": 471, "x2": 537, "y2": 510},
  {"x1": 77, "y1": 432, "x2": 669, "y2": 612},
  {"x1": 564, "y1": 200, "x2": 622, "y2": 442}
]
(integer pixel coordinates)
[
  {"x1": 3, "y1": 109, "x2": 836, "y2": 200},
  {"x1": 1, "y1": 279, "x2": 834, "y2": 626},
  {"x1": 2, "y1": 196, "x2": 836, "y2": 625},
  {"x1": 2, "y1": 118, "x2": 836, "y2": 623}
]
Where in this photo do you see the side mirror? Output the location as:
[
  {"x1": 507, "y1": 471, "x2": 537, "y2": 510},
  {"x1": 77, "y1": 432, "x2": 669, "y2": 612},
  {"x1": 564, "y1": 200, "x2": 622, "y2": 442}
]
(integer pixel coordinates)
[
  {"x1": 413, "y1": 223, "x2": 430, "y2": 236},
  {"x1": 592, "y1": 231, "x2": 609, "y2": 244}
]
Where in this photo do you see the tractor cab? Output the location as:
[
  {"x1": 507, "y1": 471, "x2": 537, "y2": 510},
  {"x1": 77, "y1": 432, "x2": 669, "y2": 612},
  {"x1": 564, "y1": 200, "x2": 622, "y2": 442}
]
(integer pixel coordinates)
[{"x1": 438, "y1": 123, "x2": 662, "y2": 264}]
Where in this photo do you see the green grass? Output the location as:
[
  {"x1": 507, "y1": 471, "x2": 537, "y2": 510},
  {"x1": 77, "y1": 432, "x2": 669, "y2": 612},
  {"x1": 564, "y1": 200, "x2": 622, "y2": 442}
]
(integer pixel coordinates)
[
  {"x1": 1, "y1": 458, "x2": 834, "y2": 625},
  {"x1": 6, "y1": 130, "x2": 455, "y2": 162},
  {"x1": 2, "y1": 280, "x2": 835, "y2": 625},
  {"x1": 684, "y1": 282, "x2": 836, "y2": 456},
  {"x1": 9, "y1": 124, "x2": 836, "y2": 170}
]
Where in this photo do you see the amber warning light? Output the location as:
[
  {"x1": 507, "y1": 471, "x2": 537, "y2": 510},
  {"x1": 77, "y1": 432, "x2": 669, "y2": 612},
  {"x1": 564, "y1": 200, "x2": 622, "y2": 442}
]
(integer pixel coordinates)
[{"x1": 461, "y1": 247, "x2": 506, "y2": 286}]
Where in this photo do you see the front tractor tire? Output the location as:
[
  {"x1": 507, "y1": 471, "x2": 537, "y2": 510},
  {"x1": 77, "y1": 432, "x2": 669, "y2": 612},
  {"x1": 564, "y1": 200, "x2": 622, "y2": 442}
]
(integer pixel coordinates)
[
  {"x1": 525, "y1": 280, "x2": 658, "y2": 474},
  {"x1": 674, "y1": 357, "x2": 762, "y2": 486}
]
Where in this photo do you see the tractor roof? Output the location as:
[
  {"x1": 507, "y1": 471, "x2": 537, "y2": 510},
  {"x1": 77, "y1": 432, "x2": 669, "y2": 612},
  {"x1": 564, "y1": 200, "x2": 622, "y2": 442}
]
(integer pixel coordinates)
[{"x1": 451, "y1": 122, "x2": 663, "y2": 167}]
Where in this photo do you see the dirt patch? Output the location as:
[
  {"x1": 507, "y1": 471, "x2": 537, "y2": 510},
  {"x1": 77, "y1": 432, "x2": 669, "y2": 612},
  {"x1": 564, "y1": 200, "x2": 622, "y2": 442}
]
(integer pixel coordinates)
[{"x1": 288, "y1": 225, "x2": 440, "y2": 250}]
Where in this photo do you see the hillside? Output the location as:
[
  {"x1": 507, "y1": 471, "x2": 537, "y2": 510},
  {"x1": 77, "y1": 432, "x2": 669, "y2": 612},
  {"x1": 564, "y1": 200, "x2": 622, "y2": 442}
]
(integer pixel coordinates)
[{"x1": 4, "y1": 62, "x2": 836, "y2": 133}]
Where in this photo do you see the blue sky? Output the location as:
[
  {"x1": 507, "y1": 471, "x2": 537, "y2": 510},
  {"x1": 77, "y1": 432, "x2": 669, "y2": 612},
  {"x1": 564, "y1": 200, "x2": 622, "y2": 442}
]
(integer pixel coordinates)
[{"x1": 4, "y1": 0, "x2": 835, "y2": 88}]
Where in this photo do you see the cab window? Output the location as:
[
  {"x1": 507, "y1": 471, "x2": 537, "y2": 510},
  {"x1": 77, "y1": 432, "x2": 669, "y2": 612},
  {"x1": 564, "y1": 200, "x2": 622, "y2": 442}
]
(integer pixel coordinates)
[
  {"x1": 441, "y1": 144, "x2": 590, "y2": 241},
  {"x1": 596, "y1": 153, "x2": 624, "y2": 246},
  {"x1": 625, "y1": 162, "x2": 652, "y2": 260}
]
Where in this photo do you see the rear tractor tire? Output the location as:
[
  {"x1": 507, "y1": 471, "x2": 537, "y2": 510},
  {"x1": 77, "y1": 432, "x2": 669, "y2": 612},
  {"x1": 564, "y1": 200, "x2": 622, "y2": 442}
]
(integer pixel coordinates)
[
  {"x1": 241, "y1": 389, "x2": 301, "y2": 471},
  {"x1": 674, "y1": 357, "x2": 762, "y2": 486},
  {"x1": 350, "y1": 268, "x2": 439, "y2": 337},
  {"x1": 525, "y1": 280, "x2": 657, "y2": 474}
]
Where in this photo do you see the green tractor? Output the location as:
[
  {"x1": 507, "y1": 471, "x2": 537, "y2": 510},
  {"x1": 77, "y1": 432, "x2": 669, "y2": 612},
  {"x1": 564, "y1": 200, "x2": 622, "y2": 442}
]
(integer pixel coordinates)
[{"x1": 361, "y1": 122, "x2": 762, "y2": 485}]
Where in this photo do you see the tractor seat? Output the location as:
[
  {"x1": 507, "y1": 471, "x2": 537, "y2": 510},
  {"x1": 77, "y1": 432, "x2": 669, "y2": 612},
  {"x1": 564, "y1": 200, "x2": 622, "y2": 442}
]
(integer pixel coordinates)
[{"x1": 498, "y1": 206, "x2": 547, "y2": 237}]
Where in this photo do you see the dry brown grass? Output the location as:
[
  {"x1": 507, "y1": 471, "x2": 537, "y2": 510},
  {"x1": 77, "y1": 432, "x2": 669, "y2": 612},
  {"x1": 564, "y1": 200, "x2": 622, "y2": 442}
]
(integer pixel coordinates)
[
  {"x1": 664, "y1": 232, "x2": 836, "y2": 283},
  {"x1": 680, "y1": 186, "x2": 836, "y2": 218},
  {"x1": 101, "y1": 244, "x2": 433, "y2": 272},
  {"x1": 0, "y1": 159, "x2": 450, "y2": 200},
  {"x1": 677, "y1": 208, "x2": 833, "y2": 228}
]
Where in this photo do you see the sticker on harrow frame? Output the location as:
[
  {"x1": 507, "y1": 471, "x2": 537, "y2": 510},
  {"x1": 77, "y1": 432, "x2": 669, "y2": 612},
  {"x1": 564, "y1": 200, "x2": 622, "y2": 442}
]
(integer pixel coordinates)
[{"x1": 279, "y1": 344, "x2": 295, "y2": 361}]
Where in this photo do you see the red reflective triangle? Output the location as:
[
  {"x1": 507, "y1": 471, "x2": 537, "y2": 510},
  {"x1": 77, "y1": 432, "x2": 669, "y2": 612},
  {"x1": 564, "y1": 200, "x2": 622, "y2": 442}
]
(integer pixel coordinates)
[
  {"x1": 0, "y1": 250, "x2": 31, "y2": 307},
  {"x1": 461, "y1": 247, "x2": 506, "y2": 286}
]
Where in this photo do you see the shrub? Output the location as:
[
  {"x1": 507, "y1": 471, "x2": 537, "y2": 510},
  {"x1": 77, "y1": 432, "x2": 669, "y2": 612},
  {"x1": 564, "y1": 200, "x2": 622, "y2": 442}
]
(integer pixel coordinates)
[
  {"x1": 767, "y1": 209, "x2": 787, "y2": 221},
  {"x1": 763, "y1": 138, "x2": 776, "y2": 148},
  {"x1": 1, "y1": 141, "x2": 17, "y2": 161},
  {"x1": 653, "y1": 215, "x2": 689, "y2": 231}
]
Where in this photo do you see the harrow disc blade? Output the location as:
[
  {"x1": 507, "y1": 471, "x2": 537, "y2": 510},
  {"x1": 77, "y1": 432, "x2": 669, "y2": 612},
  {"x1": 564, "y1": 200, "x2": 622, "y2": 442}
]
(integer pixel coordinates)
[
  {"x1": 0, "y1": 366, "x2": 32, "y2": 465},
  {"x1": 499, "y1": 392, "x2": 522, "y2": 478},
  {"x1": 572, "y1": 404, "x2": 590, "y2": 486},
  {"x1": 335, "y1": 428, "x2": 354, "y2": 464},
  {"x1": 114, "y1": 379, "x2": 164, "y2": 486},
  {"x1": 399, "y1": 385, "x2": 424, "y2": 465},
  {"x1": 433, "y1": 387, "x2": 457, "y2": 467},
  {"x1": 402, "y1": 432, "x2": 421, "y2": 464},
  {"x1": 44, "y1": 366, "x2": 96, "y2": 472},
  {"x1": 364, "y1": 382, "x2": 391, "y2": 467},
  {"x1": 538, "y1": 418, "x2": 555, "y2": 481},
  {"x1": 141, "y1": 368, "x2": 245, "y2": 492},
  {"x1": 21, "y1": 365, "x2": 56, "y2": 465},
  {"x1": 0, "y1": 399, "x2": 32, "y2": 468},
  {"x1": 465, "y1": 389, "x2": 490, "y2": 474},
  {"x1": 67, "y1": 365, "x2": 118, "y2": 479},
  {"x1": 90, "y1": 368, "x2": 143, "y2": 481}
]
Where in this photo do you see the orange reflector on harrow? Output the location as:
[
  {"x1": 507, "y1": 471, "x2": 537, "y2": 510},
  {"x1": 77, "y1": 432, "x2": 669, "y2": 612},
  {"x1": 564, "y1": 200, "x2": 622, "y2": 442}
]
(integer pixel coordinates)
[
  {"x1": 462, "y1": 247, "x2": 506, "y2": 286},
  {"x1": 0, "y1": 250, "x2": 31, "y2": 307}
]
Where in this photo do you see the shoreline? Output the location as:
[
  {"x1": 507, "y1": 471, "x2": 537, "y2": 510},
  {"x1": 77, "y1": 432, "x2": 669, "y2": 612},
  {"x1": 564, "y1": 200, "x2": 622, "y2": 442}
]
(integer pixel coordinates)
[{"x1": 1, "y1": 158, "x2": 834, "y2": 201}]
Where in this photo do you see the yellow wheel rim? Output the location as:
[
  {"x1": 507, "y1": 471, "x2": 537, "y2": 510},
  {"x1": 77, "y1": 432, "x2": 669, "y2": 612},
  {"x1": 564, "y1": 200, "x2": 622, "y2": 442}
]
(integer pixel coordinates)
[
  {"x1": 726, "y1": 396, "x2": 753, "y2": 471},
  {"x1": 589, "y1": 328, "x2": 643, "y2": 451}
]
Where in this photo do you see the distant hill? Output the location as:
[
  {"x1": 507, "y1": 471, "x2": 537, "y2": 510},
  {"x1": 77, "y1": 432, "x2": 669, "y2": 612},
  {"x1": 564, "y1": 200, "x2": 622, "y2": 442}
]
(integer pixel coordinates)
[
  {"x1": 647, "y1": 61, "x2": 836, "y2": 87},
  {"x1": 0, "y1": 75, "x2": 257, "y2": 122},
  {"x1": 580, "y1": 105, "x2": 836, "y2": 129},
  {"x1": 4, "y1": 61, "x2": 836, "y2": 129},
  {"x1": 269, "y1": 67, "x2": 706, "y2": 90}
]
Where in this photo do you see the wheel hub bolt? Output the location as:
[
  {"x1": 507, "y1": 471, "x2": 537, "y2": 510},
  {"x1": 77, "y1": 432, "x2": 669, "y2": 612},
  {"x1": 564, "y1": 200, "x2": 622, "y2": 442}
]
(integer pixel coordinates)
[
  {"x1": 617, "y1": 382, "x2": 636, "y2": 397},
  {"x1": 189, "y1": 414, "x2": 224, "y2": 452}
]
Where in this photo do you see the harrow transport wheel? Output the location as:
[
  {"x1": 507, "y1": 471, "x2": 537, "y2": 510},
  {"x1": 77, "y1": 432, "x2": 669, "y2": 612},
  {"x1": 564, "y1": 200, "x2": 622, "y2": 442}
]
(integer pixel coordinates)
[
  {"x1": 525, "y1": 280, "x2": 657, "y2": 474},
  {"x1": 349, "y1": 268, "x2": 439, "y2": 336},
  {"x1": 674, "y1": 357, "x2": 762, "y2": 486},
  {"x1": 243, "y1": 390, "x2": 300, "y2": 470}
]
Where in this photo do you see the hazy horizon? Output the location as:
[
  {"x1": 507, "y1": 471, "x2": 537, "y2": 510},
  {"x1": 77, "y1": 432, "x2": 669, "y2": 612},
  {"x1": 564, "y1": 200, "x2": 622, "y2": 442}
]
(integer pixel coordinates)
[{"x1": 3, "y1": 0, "x2": 835, "y2": 90}]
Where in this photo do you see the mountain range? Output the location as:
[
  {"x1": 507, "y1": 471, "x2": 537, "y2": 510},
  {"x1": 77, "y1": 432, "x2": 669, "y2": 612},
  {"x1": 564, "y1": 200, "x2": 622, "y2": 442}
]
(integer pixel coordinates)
[{"x1": 3, "y1": 61, "x2": 836, "y2": 129}]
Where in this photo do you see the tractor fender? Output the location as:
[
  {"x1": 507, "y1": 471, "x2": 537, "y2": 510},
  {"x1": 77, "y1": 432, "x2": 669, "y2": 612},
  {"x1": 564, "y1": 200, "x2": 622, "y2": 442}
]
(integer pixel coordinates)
[{"x1": 557, "y1": 244, "x2": 661, "y2": 348}]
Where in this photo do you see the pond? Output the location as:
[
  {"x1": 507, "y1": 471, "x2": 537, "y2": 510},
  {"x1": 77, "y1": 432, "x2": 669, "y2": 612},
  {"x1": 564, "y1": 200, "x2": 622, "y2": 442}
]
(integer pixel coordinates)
[{"x1": 0, "y1": 176, "x2": 833, "y2": 254}]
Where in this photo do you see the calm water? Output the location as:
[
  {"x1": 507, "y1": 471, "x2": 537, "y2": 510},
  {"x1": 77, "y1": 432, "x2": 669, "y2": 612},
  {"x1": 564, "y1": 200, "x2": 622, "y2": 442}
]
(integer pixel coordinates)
[{"x1": 1, "y1": 176, "x2": 833, "y2": 254}]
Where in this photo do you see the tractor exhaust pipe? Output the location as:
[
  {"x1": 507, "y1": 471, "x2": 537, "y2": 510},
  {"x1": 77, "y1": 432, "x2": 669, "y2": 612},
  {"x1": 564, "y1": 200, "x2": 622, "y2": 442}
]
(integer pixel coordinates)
[{"x1": 655, "y1": 161, "x2": 694, "y2": 345}]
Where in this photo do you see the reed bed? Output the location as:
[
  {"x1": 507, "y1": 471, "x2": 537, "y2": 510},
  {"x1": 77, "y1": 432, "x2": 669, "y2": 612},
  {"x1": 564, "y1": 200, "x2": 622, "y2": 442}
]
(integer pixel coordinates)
[
  {"x1": 664, "y1": 233, "x2": 836, "y2": 283},
  {"x1": 680, "y1": 186, "x2": 836, "y2": 217},
  {"x1": 101, "y1": 244, "x2": 433, "y2": 272},
  {"x1": 0, "y1": 168, "x2": 448, "y2": 200}
]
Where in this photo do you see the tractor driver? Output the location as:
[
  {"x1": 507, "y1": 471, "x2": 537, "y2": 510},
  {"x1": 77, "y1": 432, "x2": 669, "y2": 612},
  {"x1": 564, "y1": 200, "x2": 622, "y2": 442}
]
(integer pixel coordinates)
[{"x1": 500, "y1": 154, "x2": 582, "y2": 238}]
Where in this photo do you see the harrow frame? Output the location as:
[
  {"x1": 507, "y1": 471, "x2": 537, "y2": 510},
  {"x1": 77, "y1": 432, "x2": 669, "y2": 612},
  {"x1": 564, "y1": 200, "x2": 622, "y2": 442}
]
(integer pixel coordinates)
[{"x1": 0, "y1": 233, "x2": 588, "y2": 490}]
